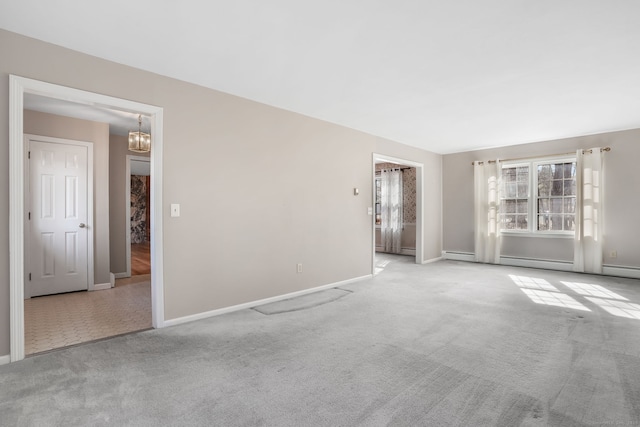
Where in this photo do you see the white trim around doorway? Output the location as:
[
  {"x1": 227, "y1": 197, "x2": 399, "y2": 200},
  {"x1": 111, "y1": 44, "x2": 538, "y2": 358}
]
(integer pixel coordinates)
[
  {"x1": 9, "y1": 75, "x2": 166, "y2": 362},
  {"x1": 372, "y1": 153, "x2": 425, "y2": 275}
]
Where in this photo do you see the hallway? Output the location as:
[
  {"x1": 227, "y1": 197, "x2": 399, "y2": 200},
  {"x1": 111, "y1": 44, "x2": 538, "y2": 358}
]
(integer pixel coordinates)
[{"x1": 24, "y1": 245, "x2": 153, "y2": 355}]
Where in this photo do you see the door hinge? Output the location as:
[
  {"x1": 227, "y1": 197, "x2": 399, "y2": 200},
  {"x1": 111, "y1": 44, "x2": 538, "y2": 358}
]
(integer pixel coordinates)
[
  {"x1": 28, "y1": 212, "x2": 31, "y2": 220},
  {"x1": 28, "y1": 151, "x2": 31, "y2": 159},
  {"x1": 29, "y1": 273, "x2": 31, "y2": 281}
]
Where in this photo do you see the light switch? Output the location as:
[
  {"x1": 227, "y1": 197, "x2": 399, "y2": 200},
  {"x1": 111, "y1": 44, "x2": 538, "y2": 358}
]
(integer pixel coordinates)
[{"x1": 170, "y1": 203, "x2": 180, "y2": 217}]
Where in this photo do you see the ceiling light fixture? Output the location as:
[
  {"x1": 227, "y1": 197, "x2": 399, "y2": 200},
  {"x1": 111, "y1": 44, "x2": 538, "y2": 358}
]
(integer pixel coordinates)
[{"x1": 128, "y1": 114, "x2": 151, "y2": 153}]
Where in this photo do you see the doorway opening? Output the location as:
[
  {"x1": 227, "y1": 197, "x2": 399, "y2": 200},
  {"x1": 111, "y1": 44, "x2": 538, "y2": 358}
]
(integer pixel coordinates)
[
  {"x1": 9, "y1": 76, "x2": 165, "y2": 362},
  {"x1": 126, "y1": 156, "x2": 151, "y2": 279},
  {"x1": 372, "y1": 154, "x2": 424, "y2": 275}
]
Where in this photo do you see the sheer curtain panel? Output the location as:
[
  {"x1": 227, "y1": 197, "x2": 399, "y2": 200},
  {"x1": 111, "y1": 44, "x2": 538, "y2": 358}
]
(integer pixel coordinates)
[
  {"x1": 574, "y1": 148, "x2": 604, "y2": 274},
  {"x1": 474, "y1": 160, "x2": 502, "y2": 264},
  {"x1": 380, "y1": 169, "x2": 403, "y2": 253}
]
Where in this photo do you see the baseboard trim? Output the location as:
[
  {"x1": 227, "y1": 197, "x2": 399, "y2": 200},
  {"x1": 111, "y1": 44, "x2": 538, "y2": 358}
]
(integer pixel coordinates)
[
  {"x1": 93, "y1": 282, "x2": 112, "y2": 291},
  {"x1": 603, "y1": 265, "x2": 640, "y2": 280},
  {"x1": 375, "y1": 248, "x2": 416, "y2": 256},
  {"x1": 442, "y1": 251, "x2": 475, "y2": 262},
  {"x1": 0, "y1": 354, "x2": 10, "y2": 365},
  {"x1": 421, "y1": 256, "x2": 442, "y2": 265},
  {"x1": 500, "y1": 256, "x2": 574, "y2": 271},
  {"x1": 114, "y1": 272, "x2": 129, "y2": 279},
  {"x1": 442, "y1": 251, "x2": 640, "y2": 279},
  {"x1": 164, "y1": 274, "x2": 373, "y2": 328}
]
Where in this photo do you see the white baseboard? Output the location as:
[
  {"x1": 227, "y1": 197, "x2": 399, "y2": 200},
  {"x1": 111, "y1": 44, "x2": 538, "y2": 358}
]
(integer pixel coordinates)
[
  {"x1": 0, "y1": 354, "x2": 10, "y2": 366},
  {"x1": 603, "y1": 265, "x2": 640, "y2": 280},
  {"x1": 114, "y1": 272, "x2": 129, "y2": 279},
  {"x1": 375, "y1": 248, "x2": 416, "y2": 256},
  {"x1": 164, "y1": 274, "x2": 373, "y2": 328},
  {"x1": 93, "y1": 282, "x2": 112, "y2": 291},
  {"x1": 421, "y1": 256, "x2": 443, "y2": 265},
  {"x1": 500, "y1": 256, "x2": 574, "y2": 271},
  {"x1": 442, "y1": 251, "x2": 640, "y2": 279},
  {"x1": 442, "y1": 251, "x2": 475, "y2": 262}
]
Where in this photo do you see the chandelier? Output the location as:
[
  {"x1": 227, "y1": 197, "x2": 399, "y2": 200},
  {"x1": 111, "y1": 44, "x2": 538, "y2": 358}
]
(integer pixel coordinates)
[{"x1": 128, "y1": 114, "x2": 151, "y2": 153}]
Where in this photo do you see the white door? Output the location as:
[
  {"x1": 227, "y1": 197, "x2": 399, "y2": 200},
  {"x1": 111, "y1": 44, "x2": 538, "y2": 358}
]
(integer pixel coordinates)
[{"x1": 28, "y1": 138, "x2": 89, "y2": 296}]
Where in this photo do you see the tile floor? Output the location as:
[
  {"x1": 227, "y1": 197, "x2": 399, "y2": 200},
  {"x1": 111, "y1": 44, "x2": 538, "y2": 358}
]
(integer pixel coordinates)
[{"x1": 24, "y1": 275, "x2": 152, "y2": 355}]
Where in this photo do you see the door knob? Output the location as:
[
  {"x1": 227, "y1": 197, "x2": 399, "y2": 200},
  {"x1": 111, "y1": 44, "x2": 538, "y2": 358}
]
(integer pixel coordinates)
[{"x1": 79, "y1": 223, "x2": 86, "y2": 228}]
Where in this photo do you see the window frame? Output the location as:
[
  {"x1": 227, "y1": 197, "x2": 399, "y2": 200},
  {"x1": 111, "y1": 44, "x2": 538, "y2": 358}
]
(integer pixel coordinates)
[{"x1": 500, "y1": 155, "x2": 577, "y2": 238}]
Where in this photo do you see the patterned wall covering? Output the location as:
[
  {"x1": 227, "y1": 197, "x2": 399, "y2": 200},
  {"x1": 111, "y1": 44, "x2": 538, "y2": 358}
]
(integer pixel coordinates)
[
  {"x1": 130, "y1": 175, "x2": 147, "y2": 243},
  {"x1": 375, "y1": 163, "x2": 417, "y2": 223}
]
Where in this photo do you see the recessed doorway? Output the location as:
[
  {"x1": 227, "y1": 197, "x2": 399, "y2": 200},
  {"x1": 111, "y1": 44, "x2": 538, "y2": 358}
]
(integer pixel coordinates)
[
  {"x1": 372, "y1": 154, "x2": 424, "y2": 275},
  {"x1": 9, "y1": 76, "x2": 165, "y2": 362}
]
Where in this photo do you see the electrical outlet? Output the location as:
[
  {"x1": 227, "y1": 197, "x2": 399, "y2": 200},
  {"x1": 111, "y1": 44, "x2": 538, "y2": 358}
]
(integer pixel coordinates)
[
  {"x1": 610, "y1": 250, "x2": 617, "y2": 258},
  {"x1": 297, "y1": 263, "x2": 303, "y2": 273}
]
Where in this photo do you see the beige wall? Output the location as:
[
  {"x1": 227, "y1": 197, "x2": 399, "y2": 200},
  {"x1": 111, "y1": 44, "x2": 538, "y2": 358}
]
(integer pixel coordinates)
[
  {"x1": 23, "y1": 109, "x2": 111, "y2": 285},
  {"x1": 0, "y1": 29, "x2": 442, "y2": 357},
  {"x1": 443, "y1": 128, "x2": 640, "y2": 267},
  {"x1": 109, "y1": 134, "x2": 150, "y2": 275}
]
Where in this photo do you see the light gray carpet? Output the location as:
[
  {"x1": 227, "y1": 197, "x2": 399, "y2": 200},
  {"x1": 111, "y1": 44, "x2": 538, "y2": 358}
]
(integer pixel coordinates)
[
  {"x1": 2, "y1": 255, "x2": 640, "y2": 426},
  {"x1": 252, "y1": 288, "x2": 351, "y2": 315}
]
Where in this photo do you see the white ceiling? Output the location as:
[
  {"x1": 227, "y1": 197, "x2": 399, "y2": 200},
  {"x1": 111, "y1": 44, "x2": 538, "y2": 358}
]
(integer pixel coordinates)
[
  {"x1": 24, "y1": 94, "x2": 143, "y2": 136},
  {"x1": 3, "y1": 1, "x2": 640, "y2": 154}
]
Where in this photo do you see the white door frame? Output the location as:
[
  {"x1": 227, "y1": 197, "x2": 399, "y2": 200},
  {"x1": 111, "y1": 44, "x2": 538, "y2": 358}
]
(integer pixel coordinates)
[
  {"x1": 125, "y1": 155, "x2": 150, "y2": 278},
  {"x1": 24, "y1": 134, "x2": 95, "y2": 297},
  {"x1": 372, "y1": 153, "x2": 424, "y2": 273},
  {"x1": 9, "y1": 75, "x2": 166, "y2": 362}
]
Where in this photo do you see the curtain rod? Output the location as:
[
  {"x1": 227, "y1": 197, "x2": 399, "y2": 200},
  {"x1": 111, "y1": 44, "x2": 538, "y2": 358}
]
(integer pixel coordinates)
[{"x1": 471, "y1": 147, "x2": 611, "y2": 166}]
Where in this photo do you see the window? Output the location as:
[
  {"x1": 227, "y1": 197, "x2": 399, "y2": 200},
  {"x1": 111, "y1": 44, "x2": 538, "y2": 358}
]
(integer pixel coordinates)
[
  {"x1": 500, "y1": 157, "x2": 576, "y2": 234},
  {"x1": 501, "y1": 165, "x2": 529, "y2": 230},
  {"x1": 536, "y1": 162, "x2": 576, "y2": 231}
]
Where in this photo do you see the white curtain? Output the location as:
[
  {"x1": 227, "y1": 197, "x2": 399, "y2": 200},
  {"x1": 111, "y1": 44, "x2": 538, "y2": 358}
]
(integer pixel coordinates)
[
  {"x1": 380, "y1": 169, "x2": 403, "y2": 253},
  {"x1": 474, "y1": 160, "x2": 501, "y2": 264},
  {"x1": 574, "y1": 148, "x2": 603, "y2": 274}
]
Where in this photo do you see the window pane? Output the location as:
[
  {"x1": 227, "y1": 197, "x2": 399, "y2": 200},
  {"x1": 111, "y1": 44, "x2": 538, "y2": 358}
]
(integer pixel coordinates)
[
  {"x1": 564, "y1": 197, "x2": 576, "y2": 214},
  {"x1": 504, "y1": 182, "x2": 516, "y2": 198},
  {"x1": 538, "y1": 182, "x2": 550, "y2": 197},
  {"x1": 516, "y1": 200, "x2": 528, "y2": 214},
  {"x1": 517, "y1": 167, "x2": 529, "y2": 182},
  {"x1": 564, "y1": 163, "x2": 576, "y2": 178},
  {"x1": 549, "y1": 215, "x2": 564, "y2": 231},
  {"x1": 538, "y1": 164, "x2": 550, "y2": 180},
  {"x1": 502, "y1": 168, "x2": 516, "y2": 181},
  {"x1": 564, "y1": 180, "x2": 576, "y2": 196},
  {"x1": 515, "y1": 214, "x2": 528, "y2": 230},
  {"x1": 517, "y1": 182, "x2": 528, "y2": 197},
  {"x1": 551, "y1": 198, "x2": 563, "y2": 214},
  {"x1": 504, "y1": 199, "x2": 516, "y2": 213},
  {"x1": 538, "y1": 215, "x2": 549, "y2": 231},
  {"x1": 551, "y1": 163, "x2": 564, "y2": 179},
  {"x1": 551, "y1": 180, "x2": 563, "y2": 196},
  {"x1": 538, "y1": 198, "x2": 549, "y2": 212},
  {"x1": 503, "y1": 215, "x2": 516, "y2": 229},
  {"x1": 564, "y1": 215, "x2": 575, "y2": 231}
]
